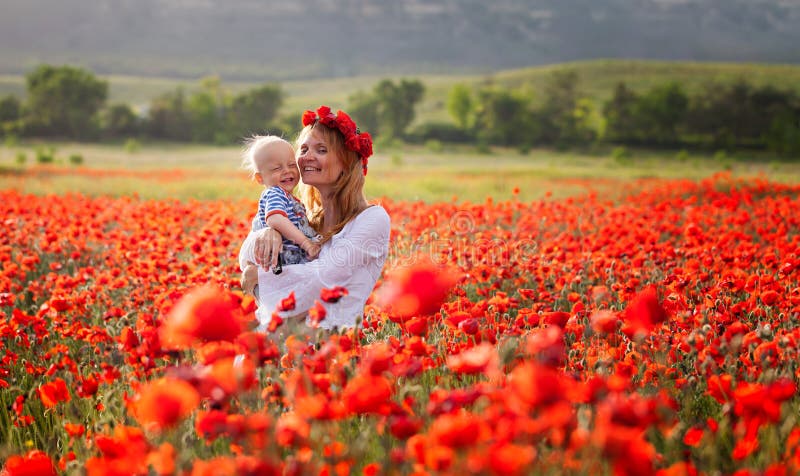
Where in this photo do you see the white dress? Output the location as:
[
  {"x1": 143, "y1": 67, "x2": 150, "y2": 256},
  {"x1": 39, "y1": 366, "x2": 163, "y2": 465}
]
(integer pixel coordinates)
[{"x1": 239, "y1": 206, "x2": 390, "y2": 330}]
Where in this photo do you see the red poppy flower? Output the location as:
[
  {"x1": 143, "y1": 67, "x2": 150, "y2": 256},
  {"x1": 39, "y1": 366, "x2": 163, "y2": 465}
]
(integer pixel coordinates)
[
  {"x1": 277, "y1": 292, "x2": 296, "y2": 312},
  {"x1": 429, "y1": 411, "x2": 482, "y2": 448},
  {"x1": 130, "y1": 377, "x2": 200, "y2": 431},
  {"x1": 308, "y1": 301, "x2": 327, "y2": 328},
  {"x1": 64, "y1": 422, "x2": 85, "y2": 437},
  {"x1": 160, "y1": 285, "x2": 243, "y2": 348},
  {"x1": 320, "y1": 286, "x2": 348, "y2": 303},
  {"x1": 488, "y1": 443, "x2": 536, "y2": 476},
  {"x1": 621, "y1": 286, "x2": 668, "y2": 340},
  {"x1": 542, "y1": 311, "x2": 571, "y2": 329},
  {"x1": 1, "y1": 450, "x2": 58, "y2": 476},
  {"x1": 377, "y1": 260, "x2": 461, "y2": 320},
  {"x1": 590, "y1": 310, "x2": 619, "y2": 334},
  {"x1": 446, "y1": 343, "x2": 497, "y2": 376},
  {"x1": 760, "y1": 289, "x2": 779, "y2": 306},
  {"x1": 342, "y1": 374, "x2": 393, "y2": 415},
  {"x1": 37, "y1": 378, "x2": 70, "y2": 408}
]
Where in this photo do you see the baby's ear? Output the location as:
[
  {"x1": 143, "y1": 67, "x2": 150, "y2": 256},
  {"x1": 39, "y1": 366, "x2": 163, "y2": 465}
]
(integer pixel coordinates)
[{"x1": 254, "y1": 173, "x2": 264, "y2": 185}]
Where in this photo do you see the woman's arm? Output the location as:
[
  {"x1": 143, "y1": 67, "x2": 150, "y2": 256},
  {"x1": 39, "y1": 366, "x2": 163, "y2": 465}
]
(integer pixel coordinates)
[{"x1": 241, "y1": 261, "x2": 258, "y2": 297}]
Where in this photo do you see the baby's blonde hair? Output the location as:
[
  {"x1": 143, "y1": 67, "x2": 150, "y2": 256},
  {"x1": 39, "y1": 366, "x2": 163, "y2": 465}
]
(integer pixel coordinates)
[{"x1": 241, "y1": 135, "x2": 293, "y2": 179}]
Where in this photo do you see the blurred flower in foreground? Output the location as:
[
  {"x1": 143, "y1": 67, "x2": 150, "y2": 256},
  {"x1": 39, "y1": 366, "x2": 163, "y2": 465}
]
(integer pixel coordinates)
[
  {"x1": 0, "y1": 450, "x2": 58, "y2": 476},
  {"x1": 621, "y1": 286, "x2": 668, "y2": 341},
  {"x1": 160, "y1": 285, "x2": 244, "y2": 348},
  {"x1": 377, "y1": 259, "x2": 461, "y2": 321},
  {"x1": 37, "y1": 378, "x2": 71, "y2": 408},
  {"x1": 130, "y1": 377, "x2": 200, "y2": 431}
]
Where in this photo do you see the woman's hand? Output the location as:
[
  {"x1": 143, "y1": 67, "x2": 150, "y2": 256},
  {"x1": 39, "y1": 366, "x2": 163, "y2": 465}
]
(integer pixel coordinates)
[
  {"x1": 254, "y1": 227, "x2": 283, "y2": 269},
  {"x1": 241, "y1": 262, "x2": 259, "y2": 297}
]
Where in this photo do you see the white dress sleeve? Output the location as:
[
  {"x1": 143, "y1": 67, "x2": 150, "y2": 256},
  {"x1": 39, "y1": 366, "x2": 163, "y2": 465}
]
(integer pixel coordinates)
[
  {"x1": 251, "y1": 206, "x2": 391, "y2": 330},
  {"x1": 239, "y1": 228, "x2": 259, "y2": 271}
]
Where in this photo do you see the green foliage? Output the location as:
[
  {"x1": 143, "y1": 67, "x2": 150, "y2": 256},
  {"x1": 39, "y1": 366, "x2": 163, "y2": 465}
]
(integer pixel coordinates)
[
  {"x1": 350, "y1": 79, "x2": 425, "y2": 139},
  {"x1": 603, "y1": 82, "x2": 639, "y2": 143},
  {"x1": 347, "y1": 90, "x2": 381, "y2": 136},
  {"x1": 7, "y1": 61, "x2": 800, "y2": 157},
  {"x1": 406, "y1": 121, "x2": 475, "y2": 144},
  {"x1": 475, "y1": 137, "x2": 491, "y2": 155},
  {"x1": 612, "y1": 146, "x2": 633, "y2": 166},
  {"x1": 25, "y1": 65, "x2": 108, "y2": 139},
  {"x1": 634, "y1": 82, "x2": 688, "y2": 145},
  {"x1": 0, "y1": 94, "x2": 21, "y2": 123},
  {"x1": 147, "y1": 87, "x2": 192, "y2": 141},
  {"x1": 714, "y1": 150, "x2": 733, "y2": 170},
  {"x1": 15, "y1": 151, "x2": 26, "y2": 165},
  {"x1": 379, "y1": 79, "x2": 424, "y2": 138},
  {"x1": 532, "y1": 70, "x2": 598, "y2": 147},
  {"x1": 188, "y1": 89, "x2": 222, "y2": 142},
  {"x1": 612, "y1": 146, "x2": 630, "y2": 160},
  {"x1": 375, "y1": 135, "x2": 402, "y2": 151},
  {"x1": 766, "y1": 111, "x2": 800, "y2": 158},
  {"x1": 226, "y1": 83, "x2": 284, "y2": 140},
  {"x1": 474, "y1": 87, "x2": 533, "y2": 146},
  {"x1": 446, "y1": 83, "x2": 475, "y2": 129},
  {"x1": 68, "y1": 153, "x2": 84, "y2": 165},
  {"x1": 676, "y1": 149, "x2": 690, "y2": 161},
  {"x1": 35, "y1": 146, "x2": 56, "y2": 164},
  {"x1": 424, "y1": 139, "x2": 443, "y2": 153},
  {"x1": 124, "y1": 138, "x2": 141, "y2": 154},
  {"x1": 102, "y1": 103, "x2": 140, "y2": 139}
]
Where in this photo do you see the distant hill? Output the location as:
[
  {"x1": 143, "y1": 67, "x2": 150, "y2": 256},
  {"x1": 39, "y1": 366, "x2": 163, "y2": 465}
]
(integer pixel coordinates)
[{"x1": 2, "y1": 0, "x2": 800, "y2": 81}]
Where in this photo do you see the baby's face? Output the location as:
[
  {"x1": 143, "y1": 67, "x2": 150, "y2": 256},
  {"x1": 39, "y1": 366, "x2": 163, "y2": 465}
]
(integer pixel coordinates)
[{"x1": 255, "y1": 142, "x2": 299, "y2": 193}]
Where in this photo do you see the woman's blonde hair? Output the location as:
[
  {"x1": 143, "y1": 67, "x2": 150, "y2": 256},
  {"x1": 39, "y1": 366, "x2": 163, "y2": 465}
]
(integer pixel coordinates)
[{"x1": 296, "y1": 122, "x2": 367, "y2": 244}]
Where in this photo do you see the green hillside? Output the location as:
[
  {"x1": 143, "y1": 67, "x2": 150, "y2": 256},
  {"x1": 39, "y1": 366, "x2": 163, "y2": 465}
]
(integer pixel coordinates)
[{"x1": 3, "y1": 59, "x2": 800, "y2": 125}]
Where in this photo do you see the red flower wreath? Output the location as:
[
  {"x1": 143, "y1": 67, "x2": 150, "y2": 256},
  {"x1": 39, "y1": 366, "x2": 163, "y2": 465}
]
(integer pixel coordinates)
[{"x1": 302, "y1": 105, "x2": 374, "y2": 176}]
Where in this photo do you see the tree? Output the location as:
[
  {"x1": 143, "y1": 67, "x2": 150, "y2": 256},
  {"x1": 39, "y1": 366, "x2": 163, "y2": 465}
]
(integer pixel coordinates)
[
  {"x1": 634, "y1": 82, "x2": 688, "y2": 146},
  {"x1": 474, "y1": 87, "x2": 533, "y2": 146},
  {"x1": 101, "y1": 103, "x2": 139, "y2": 139},
  {"x1": 603, "y1": 82, "x2": 639, "y2": 143},
  {"x1": 226, "y1": 83, "x2": 284, "y2": 140},
  {"x1": 25, "y1": 64, "x2": 108, "y2": 139},
  {"x1": 687, "y1": 81, "x2": 795, "y2": 149},
  {"x1": 347, "y1": 90, "x2": 381, "y2": 137},
  {"x1": 0, "y1": 95, "x2": 21, "y2": 123},
  {"x1": 374, "y1": 79, "x2": 425, "y2": 138},
  {"x1": 147, "y1": 87, "x2": 192, "y2": 141},
  {"x1": 537, "y1": 69, "x2": 595, "y2": 146},
  {"x1": 188, "y1": 76, "x2": 228, "y2": 143},
  {"x1": 447, "y1": 84, "x2": 474, "y2": 129}
]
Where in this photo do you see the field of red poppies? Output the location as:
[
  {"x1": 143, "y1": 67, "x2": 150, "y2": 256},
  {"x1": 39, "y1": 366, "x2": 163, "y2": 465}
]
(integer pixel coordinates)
[{"x1": 2, "y1": 171, "x2": 800, "y2": 475}]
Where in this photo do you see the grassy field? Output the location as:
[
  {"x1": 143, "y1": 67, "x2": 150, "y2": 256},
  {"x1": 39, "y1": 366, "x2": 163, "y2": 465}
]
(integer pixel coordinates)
[
  {"x1": 3, "y1": 59, "x2": 800, "y2": 122},
  {"x1": 2, "y1": 141, "x2": 799, "y2": 203}
]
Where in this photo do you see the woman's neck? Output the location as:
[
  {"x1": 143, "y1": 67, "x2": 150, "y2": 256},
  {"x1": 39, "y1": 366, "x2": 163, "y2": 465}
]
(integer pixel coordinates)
[
  {"x1": 318, "y1": 194, "x2": 339, "y2": 234},
  {"x1": 318, "y1": 193, "x2": 367, "y2": 233}
]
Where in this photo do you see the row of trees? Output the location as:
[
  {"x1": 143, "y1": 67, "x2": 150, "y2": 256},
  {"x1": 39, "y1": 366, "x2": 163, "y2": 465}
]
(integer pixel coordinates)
[
  {"x1": 2, "y1": 64, "x2": 799, "y2": 156},
  {"x1": 438, "y1": 71, "x2": 800, "y2": 156},
  {"x1": 0, "y1": 65, "x2": 427, "y2": 146},
  {"x1": 0, "y1": 65, "x2": 290, "y2": 144}
]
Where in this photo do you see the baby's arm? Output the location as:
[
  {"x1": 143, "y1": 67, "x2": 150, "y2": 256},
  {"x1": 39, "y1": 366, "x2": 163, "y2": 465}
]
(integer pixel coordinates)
[{"x1": 266, "y1": 215, "x2": 320, "y2": 259}]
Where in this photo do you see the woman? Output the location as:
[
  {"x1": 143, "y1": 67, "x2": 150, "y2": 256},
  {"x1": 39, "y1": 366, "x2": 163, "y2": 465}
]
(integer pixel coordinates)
[{"x1": 240, "y1": 106, "x2": 390, "y2": 331}]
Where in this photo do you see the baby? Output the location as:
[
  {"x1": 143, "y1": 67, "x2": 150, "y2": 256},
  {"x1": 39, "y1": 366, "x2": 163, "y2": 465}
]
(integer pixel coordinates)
[{"x1": 241, "y1": 135, "x2": 320, "y2": 276}]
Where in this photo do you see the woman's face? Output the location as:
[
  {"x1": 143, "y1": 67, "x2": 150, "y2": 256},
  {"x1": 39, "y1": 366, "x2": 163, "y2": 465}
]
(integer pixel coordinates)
[{"x1": 297, "y1": 128, "x2": 344, "y2": 189}]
